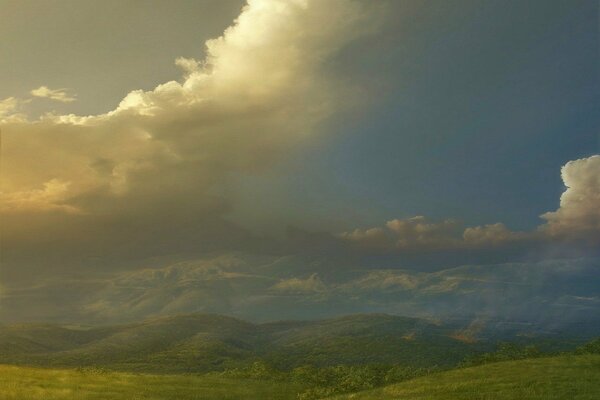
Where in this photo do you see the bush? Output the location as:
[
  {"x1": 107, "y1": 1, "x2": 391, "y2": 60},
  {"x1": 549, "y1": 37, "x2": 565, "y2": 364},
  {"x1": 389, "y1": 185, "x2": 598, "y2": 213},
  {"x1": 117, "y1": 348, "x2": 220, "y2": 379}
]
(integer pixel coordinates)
[
  {"x1": 461, "y1": 343, "x2": 542, "y2": 367},
  {"x1": 218, "y1": 361, "x2": 285, "y2": 381},
  {"x1": 294, "y1": 364, "x2": 435, "y2": 399},
  {"x1": 575, "y1": 337, "x2": 600, "y2": 355},
  {"x1": 384, "y1": 365, "x2": 433, "y2": 384},
  {"x1": 218, "y1": 360, "x2": 437, "y2": 399}
]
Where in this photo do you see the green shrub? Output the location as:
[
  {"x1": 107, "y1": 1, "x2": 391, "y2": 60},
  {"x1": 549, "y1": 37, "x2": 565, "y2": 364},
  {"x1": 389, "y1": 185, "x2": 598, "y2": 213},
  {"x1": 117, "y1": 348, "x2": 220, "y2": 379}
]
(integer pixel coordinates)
[
  {"x1": 218, "y1": 360, "x2": 285, "y2": 381},
  {"x1": 460, "y1": 342, "x2": 543, "y2": 367},
  {"x1": 293, "y1": 364, "x2": 435, "y2": 399},
  {"x1": 575, "y1": 337, "x2": 600, "y2": 355}
]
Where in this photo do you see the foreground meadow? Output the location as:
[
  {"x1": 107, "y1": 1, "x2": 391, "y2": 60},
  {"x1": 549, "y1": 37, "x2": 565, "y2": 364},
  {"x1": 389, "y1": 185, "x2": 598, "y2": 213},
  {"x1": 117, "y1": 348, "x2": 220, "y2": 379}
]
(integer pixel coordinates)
[
  {"x1": 0, "y1": 365, "x2": 303, "y2": 400},
  {"x1": 0, "y1": 354, "x2": 598, "y2": 399}
]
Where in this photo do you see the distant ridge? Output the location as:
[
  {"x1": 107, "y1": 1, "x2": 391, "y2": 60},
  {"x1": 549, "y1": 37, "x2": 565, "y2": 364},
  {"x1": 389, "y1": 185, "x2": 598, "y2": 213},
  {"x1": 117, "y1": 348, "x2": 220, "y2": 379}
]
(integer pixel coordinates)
[{"x1": 0, "y1": 312, "x2": 591, "y2": 373}]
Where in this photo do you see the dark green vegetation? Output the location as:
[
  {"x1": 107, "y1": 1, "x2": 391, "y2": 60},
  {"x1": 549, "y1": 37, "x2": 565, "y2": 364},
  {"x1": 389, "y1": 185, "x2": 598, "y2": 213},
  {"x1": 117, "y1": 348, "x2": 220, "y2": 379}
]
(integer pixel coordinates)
[
  {"x1": 209, "y1": 337, "x2": 600, "y2": 399},
  {"x1": 330, "y1": 354, "x2": 600, "y2": 400},
  {"x1": 576, "y1": 337, "x2": 600, "y2": 355},
  {"x1": 0, "y1": 314, "x2": 488, "y2": 372},
  {"x1": 460, "y1": 342, "x2": 544, "y2": 367}
]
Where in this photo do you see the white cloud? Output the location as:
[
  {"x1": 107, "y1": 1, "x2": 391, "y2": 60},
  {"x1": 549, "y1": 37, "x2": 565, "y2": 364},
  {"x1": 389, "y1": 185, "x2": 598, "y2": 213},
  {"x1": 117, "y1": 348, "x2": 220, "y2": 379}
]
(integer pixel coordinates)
[
  {"x1": 271, "y1": 273, "x2": 327, "y2": 294},
  {"x1": 386, "y1": 216, "x2": 462, "y2": 249},
  {"x1": 175, "y1": 57, "x2": 202, "y2": 76},
  {"x1": 3, "y1": 0, "x2": 376, "y2": 213},
  {"x1": 463, "y1": 223, "x2": 528, "y2": 246},
  {"x1": 339, "y1": 270, "x2": 420, "y2": 291},
  {"x1": 340, "y1": 216, "x2": 527, "y2": 251},
  {"x1": 340, "y1": 156, "x2": 600, "y2": 252},
  {"x1": 0, "y1": 97, "x2": 28, "y2": 121},
  {"x1": 540, "y1": 155, "x2": 600, "y2": 242},
  {"x1": 30, "y1": 86, "x2": 77, "y2": 103},
  {"x1": 0, "y1": 97, "x2": 19, "y2": 116}
]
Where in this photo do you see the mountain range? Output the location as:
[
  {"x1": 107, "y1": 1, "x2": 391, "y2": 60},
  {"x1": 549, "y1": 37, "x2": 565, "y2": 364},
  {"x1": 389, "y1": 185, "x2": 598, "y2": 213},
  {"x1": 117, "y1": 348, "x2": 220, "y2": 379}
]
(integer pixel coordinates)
[
  {"x1": 0, "y1": 312, "x2": 592, "y2": 373},
  {"x1": 4, "y1": 254, "x2": 598, "y2": 336}
]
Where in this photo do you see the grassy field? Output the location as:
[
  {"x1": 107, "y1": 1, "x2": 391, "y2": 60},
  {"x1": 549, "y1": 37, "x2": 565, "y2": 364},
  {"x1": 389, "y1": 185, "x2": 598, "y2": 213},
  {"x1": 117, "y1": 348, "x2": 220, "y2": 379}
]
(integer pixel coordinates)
[
  {"x1": 0, "y1": 365, "x2": 304, "y2": 400},
  {"x1": 331, "y1": 354, "x2": 600, "y2": 400},
  {"x1": 0, "y1": 355, "x2": 598, "y2": 399}
]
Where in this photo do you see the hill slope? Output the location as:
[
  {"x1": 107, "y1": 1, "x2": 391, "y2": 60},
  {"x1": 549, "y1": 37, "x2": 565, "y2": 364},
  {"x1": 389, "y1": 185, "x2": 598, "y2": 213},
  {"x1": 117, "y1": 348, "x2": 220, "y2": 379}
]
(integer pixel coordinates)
[
  {"x1": 0, "y1": 313, "x2": 486, "y2": 372},
  {"x1": 330, "y1": 354, "x2": 600, "y2": 400}
]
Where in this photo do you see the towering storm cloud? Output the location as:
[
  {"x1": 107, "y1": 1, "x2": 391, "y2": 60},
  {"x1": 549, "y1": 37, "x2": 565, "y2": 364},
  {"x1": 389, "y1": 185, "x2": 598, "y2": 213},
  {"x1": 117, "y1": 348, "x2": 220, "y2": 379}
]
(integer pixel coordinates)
[
  {"x1": 0, "y1": 0, "x2": 597, "y2": 324},
  {"x1": 0, "y1": 0, "x2": 382, "y2": 277}
]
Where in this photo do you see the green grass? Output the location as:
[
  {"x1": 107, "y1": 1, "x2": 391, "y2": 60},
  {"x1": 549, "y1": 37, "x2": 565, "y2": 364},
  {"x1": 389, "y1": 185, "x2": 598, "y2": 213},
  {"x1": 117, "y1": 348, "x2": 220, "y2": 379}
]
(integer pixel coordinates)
[
  {"x1": 0, "y1": 364, "x2": 303, "y2": 400},
  {"x1": 1, "y1": 355, "x2": 599, "y2": 399},
  {"x1": 330, "y1": 354, "x2": 600, "y2": 400}
]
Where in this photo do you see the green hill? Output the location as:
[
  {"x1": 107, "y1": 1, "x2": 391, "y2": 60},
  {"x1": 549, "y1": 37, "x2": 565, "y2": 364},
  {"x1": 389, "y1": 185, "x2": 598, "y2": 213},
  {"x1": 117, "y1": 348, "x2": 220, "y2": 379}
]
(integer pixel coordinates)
[
  {"x1": 0, "y1": 313, "x2": 485, "y2": 372},
  {"x1": 329, "y1": 354, "x2": 600, "y2": 400}
]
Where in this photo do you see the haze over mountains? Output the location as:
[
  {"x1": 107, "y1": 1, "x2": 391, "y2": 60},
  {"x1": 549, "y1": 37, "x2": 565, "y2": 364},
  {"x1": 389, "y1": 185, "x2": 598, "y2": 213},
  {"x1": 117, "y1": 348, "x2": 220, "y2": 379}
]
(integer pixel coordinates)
[
  {"x1": 0, "y1": 312, "x2": 588, "y2": 373},
  {"x1": 2, "y1": 254, "x2": 598, "y2": 336}
]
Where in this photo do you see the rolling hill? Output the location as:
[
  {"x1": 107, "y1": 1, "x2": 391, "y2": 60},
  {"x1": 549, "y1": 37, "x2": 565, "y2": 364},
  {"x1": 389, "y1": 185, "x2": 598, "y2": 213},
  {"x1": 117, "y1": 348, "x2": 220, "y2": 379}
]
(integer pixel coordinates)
[
  {"x1": 0, "y1": 313, "x2": 489, "y2": 372},
  {"x1": 330, "y1": 354, "x2": 600, "y2": 400}
]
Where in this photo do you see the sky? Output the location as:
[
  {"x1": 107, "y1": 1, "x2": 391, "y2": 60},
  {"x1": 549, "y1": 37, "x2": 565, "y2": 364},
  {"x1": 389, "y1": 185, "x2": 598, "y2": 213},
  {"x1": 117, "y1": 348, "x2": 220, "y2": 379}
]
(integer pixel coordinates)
[{"x1": 0, "y1": 0, "x2": 598, "y2": 324}]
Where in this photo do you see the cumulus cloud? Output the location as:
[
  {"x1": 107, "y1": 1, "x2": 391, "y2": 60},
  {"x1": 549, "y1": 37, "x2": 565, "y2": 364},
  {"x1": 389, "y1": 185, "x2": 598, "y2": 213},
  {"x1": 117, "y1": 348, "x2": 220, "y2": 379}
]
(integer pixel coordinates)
[
  {"x1": 0, "y1": 97, "x2": 19, "y2": 117},
  {"x1": 338, "y1": 270, "x2": 420, "y2": 291},
  {"x1": 540, "y1": 155, "x2": 600, "y2": 243},
  {"x1": 463, "y1": 223, "x2": 529, "y2": 246},
  {"x1": 0, "y1": 97, "x2": 28, "y2": 121},
  {"x1": 271, "y1": 273, "x2": 327, "y2": 294},
  {"x1": 30, "y1": 86, "x2": 77, "y2": 103},
  {"x1": 340, "y1": 216, "x2": 528, "y2": 251},
  {"x1": 1, "y1": 0, "x2": 382, "y2": 278},
  {"x1": 175, "y1": 57, "x2": 202, "y2": 76},
  {"x1": 3, "y1": 0, "x2": 376, "y2": 213},
  {"x1": 340, "y1": 155, "x2": 600, "y2": 253}
]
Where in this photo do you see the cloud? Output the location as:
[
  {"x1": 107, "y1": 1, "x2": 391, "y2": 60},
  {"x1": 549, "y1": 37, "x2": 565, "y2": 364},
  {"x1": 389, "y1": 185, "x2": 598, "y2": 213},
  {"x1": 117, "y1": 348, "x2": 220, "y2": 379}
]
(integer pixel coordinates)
[
  {"x1": 30, "y1": 86, "x2": 77, "y2": 103},
  {"x1": 463, "y1": 223, "x2": 529, "y2": 246},
  {"x1": 1, "y1": 0, "x2": 382, "y2": 279},
  {"x1": 340, "y1": 216, "x2": 528, "y2": 252},
  {"x1": 271, "y1": 273, "x2": 327, "y2": 294},
  {"x1": 0, "y1": 179, "x2": 81, "y2": 214},
  {"x1": 338, "y1": 270, "x2": 420, "y2": 291},
  {"x1": 339, "y1": 155, "x2": 600, "y2": 253},
  {"x1": 0, "y1": 97, "x2": 19, "y2": 116},
  {"x1": 0, "y1": 97, "x2": 28, "y2": 121},
  {"x1": 175, "y1": 57, "x2": 202, "y2": 77},
  {"x1": 540, "y1": 155, "x2": 600, "y2": 243}
]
